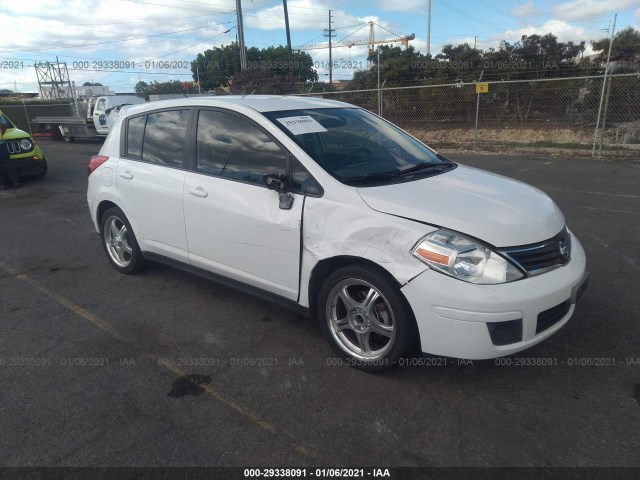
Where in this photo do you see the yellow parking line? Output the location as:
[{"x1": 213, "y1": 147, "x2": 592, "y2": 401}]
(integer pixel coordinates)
[{"x1": 0, "y1": 259, "x2": 317, "y2": 460}]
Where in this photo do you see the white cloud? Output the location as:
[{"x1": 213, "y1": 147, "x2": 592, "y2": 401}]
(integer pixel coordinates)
[
  {"x1": 551, "y1": 0, "x2": 639, "y2": 21},
  {"x1": 509, "y1": 1, "x2": 537, "y2": 17},
  {"x1": 0, "y1": 0, "x2": 238, "y2": 92},
  {"x1": 373, "y1": 0, "x2": 426, "y2": 14},
  {"x1": 489, "y1": 20, "x2": 584, "y2": 44},
  {"x1": 0, "y1": 0, "x2": 236, "y2": 55}
]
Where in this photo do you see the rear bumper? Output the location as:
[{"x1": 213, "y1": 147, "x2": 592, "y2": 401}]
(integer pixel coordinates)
[{"x1": 401, "y1": 234, "x2": 588, "y2": 359}]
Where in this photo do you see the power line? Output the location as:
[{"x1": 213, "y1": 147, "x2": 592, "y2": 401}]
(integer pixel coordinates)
[
  {"x1": 149, "y1": 27, "x2": 236, "y2": 61},
  {"x1": 60, "y1": 12, "x2": 231, "y2": 27},
  {"x1": 126, "y1": 0, "x2": 234, "y2": 13}
]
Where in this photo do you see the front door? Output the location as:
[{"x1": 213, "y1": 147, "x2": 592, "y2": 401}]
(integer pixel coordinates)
[{"x1": 183, "y1": 109, "x2": 302, "y2": 300}]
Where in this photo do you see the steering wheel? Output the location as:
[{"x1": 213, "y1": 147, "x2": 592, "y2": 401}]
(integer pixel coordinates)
[{"x1": 344, "y1": 147, "x2": 371, "y2": 166}]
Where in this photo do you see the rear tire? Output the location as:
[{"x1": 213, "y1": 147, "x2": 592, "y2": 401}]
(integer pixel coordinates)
[
  {"x1": 317, "y1": 265, "x2": 418, "y2": 372},
  {"x1": 100, "y1": 207, "x2": 145, "y2": 274}
]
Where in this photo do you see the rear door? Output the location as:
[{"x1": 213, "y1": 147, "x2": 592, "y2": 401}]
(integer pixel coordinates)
[
  {"x1": 183, "y1": 108, "x2": 304, "y2": 299},
  {"x1": 116, "y1": 108, "x2": 191, "y2": 263}
]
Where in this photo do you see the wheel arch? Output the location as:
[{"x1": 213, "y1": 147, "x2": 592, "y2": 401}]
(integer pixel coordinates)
[
  {"x1": 309, "y1": 255, "x2": 422, "y2": 363},
  {"x1": 96, "y1": 200, "x2": 122, "y2": 233},
  {"x1": 308, "y1": 255, "x2": 405, "y2": 320}
]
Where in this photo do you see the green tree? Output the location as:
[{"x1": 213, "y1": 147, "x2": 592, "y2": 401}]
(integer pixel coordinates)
[
  {"x1": 351, "y1": 45, "x2": 427, "y2": 89},
  {"x1": 230, "y1": 68, "x2": 299, "y2": 94},
  {"x1": 592, "y1": 27, "x2": 640, "y2": 67},
  {"x1": 191, "y1": 43, "x2": 317, "y2": 91},
  {"x1": 134, "y1": 80, "x2": 191, "y2": 99},
  {"x1": 134, "y1": 81, "x2": 150, "y2": 99}
]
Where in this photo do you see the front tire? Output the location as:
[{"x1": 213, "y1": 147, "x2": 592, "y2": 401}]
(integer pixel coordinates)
[
  {"x1": 100, "y1": 207, "x2": 144, "y2": 274},
  {"x1": 32, "y1": 158, "x2": 47, "y2": 179},
  {"x1": 317, "y1": 265, "x2": 418, "y2": 372}
]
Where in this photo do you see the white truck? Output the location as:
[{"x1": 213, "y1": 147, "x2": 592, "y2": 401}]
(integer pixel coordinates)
[{"x1": 32, "y1": 95, "x2": 145, "y2": 142}]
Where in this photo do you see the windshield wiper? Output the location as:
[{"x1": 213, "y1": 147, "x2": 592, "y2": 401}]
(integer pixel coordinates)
[
  {"x1": 346, "y1": 162, "x2": 451, "y2": 184},
  {"x1": 394, "y1": 161, "x2": 451, "y2": 176}
]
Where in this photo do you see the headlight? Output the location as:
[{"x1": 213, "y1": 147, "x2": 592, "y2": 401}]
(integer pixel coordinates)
[
  {"x1": 19, "y1": 138, "x2": 33, "y2": 151},
  {"x1": 412, "y1": 229, "x2": 525, "y2": 284}
]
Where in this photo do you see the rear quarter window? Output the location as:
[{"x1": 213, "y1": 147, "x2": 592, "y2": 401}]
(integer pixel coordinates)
[
  {"x1": 125, "y1": 110, "x2": 190, "y2": 167},
  {"x1": 126, "y1": 115, "x2": 145, "y2": 159}
]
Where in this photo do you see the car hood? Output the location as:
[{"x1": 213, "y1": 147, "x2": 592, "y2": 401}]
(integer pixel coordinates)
[
  {"x1": 356, "y1": 164, "x2": 565, "y2": 247},
  {"x1": 1, "y1": 127, "x2": 31, "y2": 140}
]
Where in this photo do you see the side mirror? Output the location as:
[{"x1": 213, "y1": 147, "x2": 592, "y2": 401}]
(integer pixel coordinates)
[
  {"x1": 263, "y1": 174, "x2": 294, "y2": 210},
  {"x1": 264, "y1": 174, "x2": 287, "y2": 192}
]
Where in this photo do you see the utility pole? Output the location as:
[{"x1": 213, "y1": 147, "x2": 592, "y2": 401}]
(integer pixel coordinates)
[
  {"x1": 236, "y1": 0, "x2": 246, "y2": 70},
  {"x1": 592, "y1": 13, "x2": 617, "y2": 157},
  {"x1": 283, "y1": 0, "x2": 292, "y2": 66},
  {"x1": 426, "y1": 0, "x2": 431, "y2": 57},
  {"x1": 324, "y1": 10, "x2": 335, "y2": 85}
]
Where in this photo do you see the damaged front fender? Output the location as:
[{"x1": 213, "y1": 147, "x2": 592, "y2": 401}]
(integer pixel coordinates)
[{"x1": 297, "y1": 194, "x2": 434, "y2": 308}]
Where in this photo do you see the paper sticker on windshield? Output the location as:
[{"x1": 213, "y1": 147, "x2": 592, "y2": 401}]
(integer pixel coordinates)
[{"x1": 277, "y1": 116, "x2": 327, "y2": 135}]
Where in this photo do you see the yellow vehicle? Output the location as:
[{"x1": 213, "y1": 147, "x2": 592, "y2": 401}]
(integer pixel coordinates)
[{"x1": 0, "y1": 109, "x2": 47, "y2": 179}]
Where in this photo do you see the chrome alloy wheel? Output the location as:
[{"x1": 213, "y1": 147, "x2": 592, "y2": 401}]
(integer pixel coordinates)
[
  {"x1": 103, "y1": 215, "x2": 134, "y2": 268},
  {"x1": 326, "y1": 279, "x2": 396, "y2": 360}
]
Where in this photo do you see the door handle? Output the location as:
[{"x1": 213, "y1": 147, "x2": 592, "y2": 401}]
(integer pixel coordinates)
[
  {"x1": 119, "y1": 170, "x2": 133, "y2": 179},
  {"x1": 188, "y1": 186, "x2": 208, "y2": 198}
]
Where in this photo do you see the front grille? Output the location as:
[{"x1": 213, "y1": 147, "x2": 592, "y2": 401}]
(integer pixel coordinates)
[
  {"x1": 6, "y1": 140, "x2": 24, "y2": 155},
  {"x1": 536, "y1": 300, "x2": 571, "y2": 334},
  {"x1": 500, "y1": 227, "x2": 571, "y2": 276}
]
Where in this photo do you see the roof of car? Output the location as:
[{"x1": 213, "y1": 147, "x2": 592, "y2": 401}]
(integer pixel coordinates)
[{"x1": 121, "y1": 95, "x2": 355, "y2": 116}]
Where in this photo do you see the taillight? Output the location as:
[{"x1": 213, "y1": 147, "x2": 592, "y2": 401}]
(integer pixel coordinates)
[{"x1": 88, "y1": 155, "x2": 109, "y2": 176}]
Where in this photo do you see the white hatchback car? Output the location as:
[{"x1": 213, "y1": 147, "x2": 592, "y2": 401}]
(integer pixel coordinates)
[{"x1": 87, "y1": 96, "x2": 588, "y2": 371}]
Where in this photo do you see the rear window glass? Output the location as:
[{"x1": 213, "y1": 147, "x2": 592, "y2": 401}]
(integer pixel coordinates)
[{"x1": 141, "y1": 110, "x2": 189, "y2": 167}]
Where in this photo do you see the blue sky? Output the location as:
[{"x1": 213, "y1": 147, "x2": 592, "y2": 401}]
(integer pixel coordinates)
[{"x1": 0, "y1": 0, "x2": 638, "y2": 93}]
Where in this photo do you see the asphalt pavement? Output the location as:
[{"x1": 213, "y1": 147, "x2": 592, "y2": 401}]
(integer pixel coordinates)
[{"x1": 0, "y1": 141, "x2": 638, "y2": 469}]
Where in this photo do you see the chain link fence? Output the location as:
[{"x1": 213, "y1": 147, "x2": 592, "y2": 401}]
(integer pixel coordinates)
[
  {"x1": 300, "y1": 73, "x2": 640, "y2": 157},
  {"x1": 2, "y1": 74, "x2": 637, "y2": 157},
  {"x1": 0, "y1": 101, "x2": 74, "y2": 134}
]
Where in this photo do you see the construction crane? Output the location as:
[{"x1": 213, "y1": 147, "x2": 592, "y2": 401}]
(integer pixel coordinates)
[{"x1": 297, "y1": 21, "x2": 414, "y2": 54}]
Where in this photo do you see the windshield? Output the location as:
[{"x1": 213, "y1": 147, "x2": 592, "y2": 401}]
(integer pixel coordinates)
[
  {"x1": 264, "y1": 107, "x2": 455, "y2": 186},
  {"x1": 0, "y1": 113, "x2": 15, "y2": 130}
]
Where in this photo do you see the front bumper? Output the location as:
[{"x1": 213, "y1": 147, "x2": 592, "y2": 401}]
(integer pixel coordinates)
[
  {"x1": 401, "y1": 234, "x2": 588, "y2": 359},
  {"x1": 11, "y1": 149, "x2": 46, "y2": 176}
]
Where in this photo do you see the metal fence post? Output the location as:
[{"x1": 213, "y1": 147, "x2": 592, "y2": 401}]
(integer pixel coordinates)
[
  {"x1": 21, "y1": 99, "x2": 34, "y2": 137},
  {"x1": 598, "y1": 72, "x2": 613, "y2": 154},
  {"x1": 473, "y1": 70, "x2": 484, "y2": 151},
  {"x1": 592, "y1": 13, "x2": 616, "y2": 158}
]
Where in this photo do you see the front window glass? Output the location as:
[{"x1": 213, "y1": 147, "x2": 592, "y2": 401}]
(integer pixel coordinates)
[
  {"x1": 291, "y1": 157, "x2": 322, "y2": 195},
  {"x1": 196, "y1": 110, "x2": 287, "y2": 186},
  {"x1": 264, "y1": 108, "x2": 454, "y2": 186}
]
